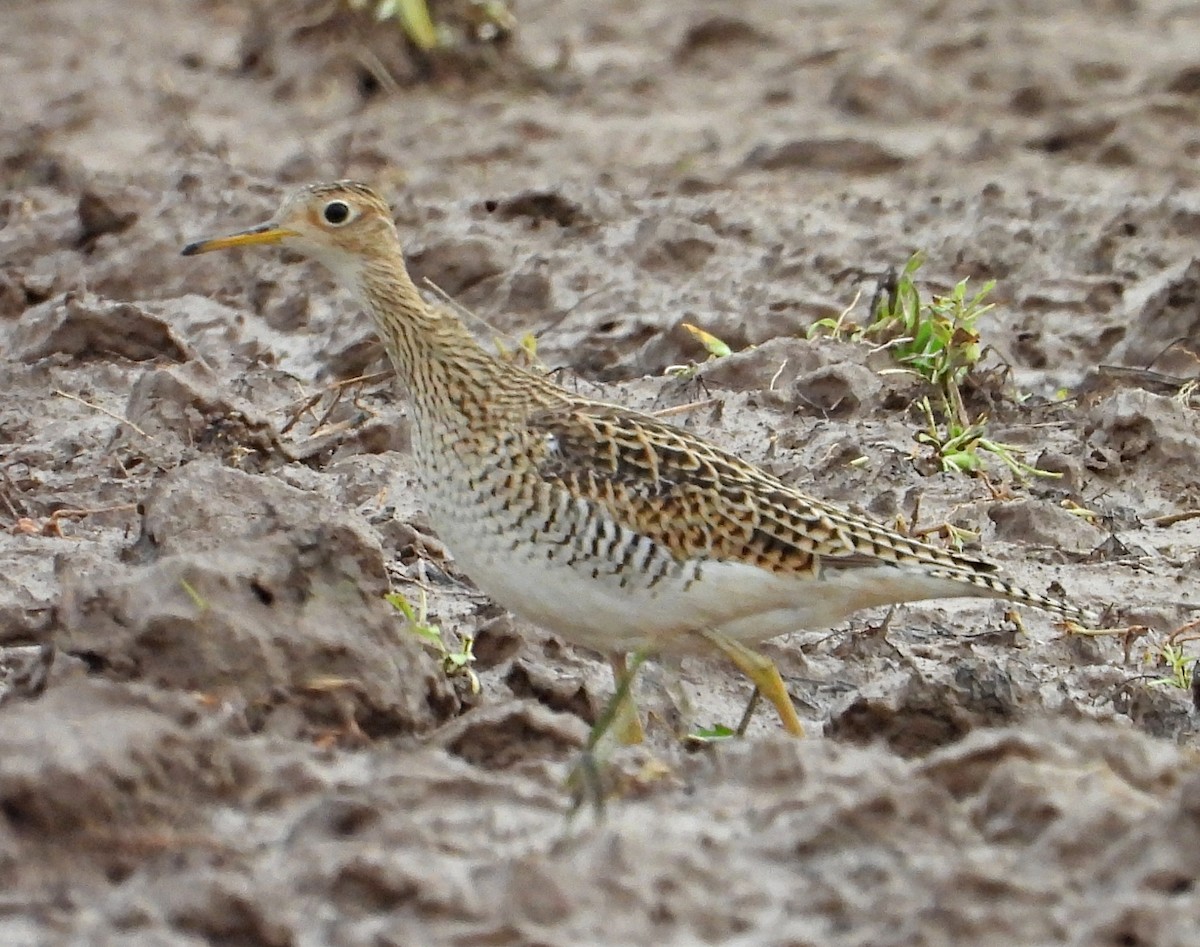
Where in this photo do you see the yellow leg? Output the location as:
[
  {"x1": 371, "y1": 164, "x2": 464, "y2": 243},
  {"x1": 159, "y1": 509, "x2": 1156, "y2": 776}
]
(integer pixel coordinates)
[
  {"x1": 608, "y1": 652, "x2": 647, "y2": 745},
  {"x1": 567, "y1": 649, "x2": 652, "y2": 819},
  {"x1": 699, "y1": 630, "x2": 805, "y2": 737}
]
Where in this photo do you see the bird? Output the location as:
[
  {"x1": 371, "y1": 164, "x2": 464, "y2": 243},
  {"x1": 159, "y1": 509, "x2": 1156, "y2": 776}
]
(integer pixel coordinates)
[{"x1": 183, "y1": 181, "x2": 1087, "y2": 744}]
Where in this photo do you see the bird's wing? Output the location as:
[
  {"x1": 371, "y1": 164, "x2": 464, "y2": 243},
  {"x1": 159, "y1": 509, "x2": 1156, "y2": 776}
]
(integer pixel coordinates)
[{"x1": 524, "y1": 401, "x2": 1000, "y2": 580}]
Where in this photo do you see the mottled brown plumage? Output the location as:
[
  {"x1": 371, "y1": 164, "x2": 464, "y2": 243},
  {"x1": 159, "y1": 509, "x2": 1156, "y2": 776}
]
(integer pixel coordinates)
[{"x1": 184, "y1": 181, "x2": 1086, "y2": 742}]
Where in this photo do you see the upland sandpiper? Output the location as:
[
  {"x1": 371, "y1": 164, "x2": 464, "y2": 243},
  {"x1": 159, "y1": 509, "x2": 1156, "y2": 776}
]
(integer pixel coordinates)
[{"x1": 184, "y1": 181, "x2": 1086, "y2": 743}]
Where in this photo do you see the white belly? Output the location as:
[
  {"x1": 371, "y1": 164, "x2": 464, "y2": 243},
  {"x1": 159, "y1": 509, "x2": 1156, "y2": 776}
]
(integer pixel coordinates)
[
  {"x1": 433, "y1": 506, "x2": 986, "y2": 655},
  {"x1": 415, "y1": 427, "x2": 994, "y2": 657}
]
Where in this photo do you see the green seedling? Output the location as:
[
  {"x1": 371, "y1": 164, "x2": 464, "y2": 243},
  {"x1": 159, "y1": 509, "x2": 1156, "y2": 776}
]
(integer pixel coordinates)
[
  {"x1": 179, "y1": 578, "x2": 209, "y2": 612},
  {"x1": 868, "y1": 252, "x2": 990, "y2": 399},
  {"x1": 813, "y1": 253, "x2": 1059, "y2": 481},
  {"x1": 493, "y1": 330, "x2": 541, "y2": 367},
  {"x1": 806, "y1": 289, "x2": 864, "y2": 342},
  {"x1": 386, "y1": 589, "x2": 480, "y2": 692},
  {"x1": 666, "y1": 323, "x2": 736, "y2": 378},
  {"x1": 1147, "y1": 642, "x2": 1195, "y2": 691},
  {"x1": 914, "y1": 397, "x2": 1058, "y2": 480},
  {"x1": 350, "y1": 0, "x2": 440, "y2": 49},
  {"x1": 684, "y1": 722, "x2": 739, "y2": 746},
  {"x1": 682, "y1": 322, "x2": 733, "y2": 358},
  {"x1": 347, "y1": 0, "x2": 516, "y2": 51}
]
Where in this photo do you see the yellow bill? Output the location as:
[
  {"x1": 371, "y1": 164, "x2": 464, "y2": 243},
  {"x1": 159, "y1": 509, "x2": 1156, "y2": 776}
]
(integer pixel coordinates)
[{"x1": 181, "y1": 224, "x2": 297, "y2": 256}]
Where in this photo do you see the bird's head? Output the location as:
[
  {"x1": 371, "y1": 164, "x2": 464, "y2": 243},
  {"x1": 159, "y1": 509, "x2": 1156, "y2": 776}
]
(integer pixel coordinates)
[{"x1": 182, "y1": 181, "x2": 398, "y2": 288}]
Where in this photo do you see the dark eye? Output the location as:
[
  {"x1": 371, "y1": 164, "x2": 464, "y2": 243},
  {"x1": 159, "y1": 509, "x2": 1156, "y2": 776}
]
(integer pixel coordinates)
[{"x1": 323, "y1": 200, "x2": 351, "y2": 225}]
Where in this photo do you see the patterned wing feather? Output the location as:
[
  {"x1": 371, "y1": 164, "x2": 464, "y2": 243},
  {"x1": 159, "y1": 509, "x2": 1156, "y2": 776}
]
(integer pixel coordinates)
[
  {"x1": 526, "y1": 402, "x2": 1001, "y2": 581},
  {"x1": 525, "y1": 401, "x2": 1090, "y2": 620}
]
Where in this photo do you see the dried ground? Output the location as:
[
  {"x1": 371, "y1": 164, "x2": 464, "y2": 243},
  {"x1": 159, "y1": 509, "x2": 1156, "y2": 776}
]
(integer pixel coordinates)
[{"x1": 3, "y1": 0, "x2": 1200, "y2": 944}]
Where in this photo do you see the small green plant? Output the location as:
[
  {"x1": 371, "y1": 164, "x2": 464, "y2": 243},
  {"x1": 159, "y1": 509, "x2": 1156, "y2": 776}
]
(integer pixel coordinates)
[
  {"x1": 350, "y1": 0, "x2": 439, "y2": 49},
  {"x1": 179, "y1": 578, "x2": 209, "y2": 611},
  {"x1": 348, "y1": 0, "x2": 517, "y2": 51},
  {"x1": 914, "y1": 397, "x2": 1053, "y2": 479},
  {"x1": 681, "y1": 322, "x2": 733, "y2": 359},
  {"x1": 666, "y1": 322, "x2": 736, "y2": 378},
  {"x1": 386, "y1": 589, "x2": 479, "y2": 692},
  {"x1": 805, "y1": 289, "x2": 863, "y2": 342},
  {"x1": 811, "y1": 253, "x2": 1057, "y2": 481},
  {"x1": 870, "y1": 252, "x2": 989, "y2": 398},
  {"x1": 684, "y1": 722, "x2": 739, "y2": 745},
  {"x1": 493, "y1": 329, "x2": 541, "y2": 367},
  {"x1": 1147, "y1": 642, "x2": 1196, "y2": 691}
]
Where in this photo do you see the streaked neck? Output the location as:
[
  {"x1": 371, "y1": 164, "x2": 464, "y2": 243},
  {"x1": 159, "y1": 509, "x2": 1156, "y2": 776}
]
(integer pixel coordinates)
[{"x1": 351, "y1": 256, "x2": 511, "y2": 419}]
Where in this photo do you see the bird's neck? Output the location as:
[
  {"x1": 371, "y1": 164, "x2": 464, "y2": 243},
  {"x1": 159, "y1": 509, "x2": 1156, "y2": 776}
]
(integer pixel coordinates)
[{"x1": 353, "y1": 257, "x2": 527, "y2": 422}]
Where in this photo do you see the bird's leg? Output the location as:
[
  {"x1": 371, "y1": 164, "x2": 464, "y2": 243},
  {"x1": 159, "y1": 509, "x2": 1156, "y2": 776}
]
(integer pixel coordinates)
[
  {"x1": 608, "y1": 652, "x2": 647, "y2": 745},
  {"x1": 584, "y1": 648, "x2": 649, "y2": 750},
  {"x1": 567, "y1": 647, "x2": 654, "y2": 820},
  {"x1": 699, "y1": 630, "x2": 805, "y2": 737}
]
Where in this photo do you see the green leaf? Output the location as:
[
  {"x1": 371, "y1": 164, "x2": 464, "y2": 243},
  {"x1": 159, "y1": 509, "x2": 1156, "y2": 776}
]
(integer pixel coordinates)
[
  {"x1": 687, "y1": 723, "x2": 738, "y2": 743},
  {"x1": 385, "y1": 591, "x2": 417, "y2": 622},
  {"x1": 682, "y1": 322, "x2": 733, "y2": 358},
  {"x1": 396, "y1": 0, "x2": 439, "y2": 50}
]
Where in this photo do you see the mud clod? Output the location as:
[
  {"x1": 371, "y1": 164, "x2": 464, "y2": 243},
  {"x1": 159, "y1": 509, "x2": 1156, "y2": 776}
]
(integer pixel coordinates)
[
  {"x1": 56, "y1": 462, "x2": 451, "y2": 735},
  {"x1": 13, "y1": 293, "x2": 191, "y2": 363},
  {"x1": 744, "y1": 138, "x2": 907, "y2": 174}
]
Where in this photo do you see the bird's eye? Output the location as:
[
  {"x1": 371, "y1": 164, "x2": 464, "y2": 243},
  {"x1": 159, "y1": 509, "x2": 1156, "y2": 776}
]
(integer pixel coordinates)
[{"x1": 322, "y1": 200, "x2": 352, "y2": 225}]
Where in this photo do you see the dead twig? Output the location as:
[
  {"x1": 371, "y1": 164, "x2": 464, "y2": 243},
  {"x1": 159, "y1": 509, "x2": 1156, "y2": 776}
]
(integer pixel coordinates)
[
  {"x1": 279, "y1": 371, "x2": 391, "y2": 435},
  {"x1": 1150, "y1": 509, "x2": 1200, "y2": 528},
  {"x1": 650, "y1": 398, "x2": 723, "y2": 420},
  {"x1": 53, "y1": 389, "x2": 156, "y2": 441},
  {"x1": 1095, "y1": 364, "x2": 1197, "y2": 393},
  {"x1": 1062, "y1": 622, "x2": 1149, "y2": 664},
  {"x1": 1167, "y1": 617, "x2": 1200, "y2": 646},
  {"x1": 51, "y1": 503, "x2": 138, "y2": 522},
  {"x1": 0, "y1": 467, "x2": 24, "y2": 519},
  {"x1": 13, "y1": 503, "x2": 138, "y2": 537}
]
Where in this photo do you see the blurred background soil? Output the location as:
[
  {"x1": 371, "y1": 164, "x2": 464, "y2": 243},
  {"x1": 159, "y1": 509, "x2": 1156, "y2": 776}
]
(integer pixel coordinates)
[{"x1": 3, "y1": 0, "x2": 1200, "y2": 943}]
